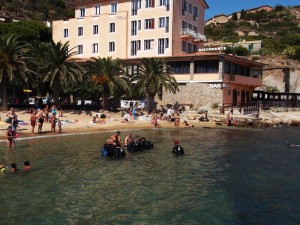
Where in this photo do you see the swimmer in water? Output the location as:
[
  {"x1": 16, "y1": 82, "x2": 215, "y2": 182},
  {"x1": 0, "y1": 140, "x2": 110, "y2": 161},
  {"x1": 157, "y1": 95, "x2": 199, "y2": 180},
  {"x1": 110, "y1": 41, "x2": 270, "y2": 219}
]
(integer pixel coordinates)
[
  {"x1": 23, "y1": 161, "x2": 31, "y2": 171},
  {"x1": 11, "y1": 162, "x2": 18, "y2": 173}
]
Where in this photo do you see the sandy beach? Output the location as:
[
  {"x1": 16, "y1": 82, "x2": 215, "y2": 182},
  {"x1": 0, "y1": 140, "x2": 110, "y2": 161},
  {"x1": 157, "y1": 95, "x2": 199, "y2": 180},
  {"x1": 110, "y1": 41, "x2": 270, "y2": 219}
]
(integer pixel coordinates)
[
  {"x1": 0, "y1": 109, "x2": 217, "y2": 140},
  {"x1": 1, "y1": 108, "x2": 299, "y2": 141}
]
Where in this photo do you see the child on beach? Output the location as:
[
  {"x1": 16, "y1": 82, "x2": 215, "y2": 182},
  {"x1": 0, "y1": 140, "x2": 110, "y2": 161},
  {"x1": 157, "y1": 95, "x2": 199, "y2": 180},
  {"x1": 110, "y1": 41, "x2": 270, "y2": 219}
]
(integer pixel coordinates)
[
  {"x1": 174, "y1": 113, "x2": 180, "y2": 127},
  {"x1": 151, "y1": 114, "x2": 161, "y2": 128},
  {"x1": 6, "y1": 126, "x2": 16, "y2": 148},
  {"x1": 183, "y1": 120, "x2": 194, "y2": 128},
  {"x1": 50, "y1": 115, "x2": 57, "y2": 133},
  {"x1": 57, "y1": 119, "x2": 62, "y2": 134}
]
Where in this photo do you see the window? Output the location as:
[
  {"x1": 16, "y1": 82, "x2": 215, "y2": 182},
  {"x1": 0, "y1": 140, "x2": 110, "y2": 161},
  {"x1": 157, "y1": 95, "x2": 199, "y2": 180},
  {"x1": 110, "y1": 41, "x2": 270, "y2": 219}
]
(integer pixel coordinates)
[
  {"x1": 94, "y1": 5, "x2": 101, "y2": 15},
  {"x1": 138, "y1": 20, "x2": 141, "y2": 30},
  {"x1": 193, "y1": 6, "x2": 198, "y2": 21},
  {"x1": 131, "y1": 21, "x2": 137, "y2": 36},
  {"x1": 193, "y1": 45, "x2": 197, "y2": 53},
  {"x1": 181, "y1": 41, "x2": 187, "y2": 52},
  {"x1": 193, "y1": 26, "x2": 198, "y2": 33},
  {"x1": 182, "y1": 20, "x2": 187, "y2": 29},
  {"x1": 109, "y1": 23, "x2": 115, "y2": 33},
  {"x1": 161, "y1": 0, "x2": 170, "y2": 11},
  {"x1": 77, "y1": 45, "x2": 83, "y2": 54},
  {"x1": 131, "y1": 40, "x2": 141, "y2": 56},
  {"x1": 188, "y1": 43, "x2": 193, "y2": 53},
  {"x1": 145, "y1": 18, "x2": 155, "y2": 29},
  {"x1": 93, "y1": 25, "x2": 99, "y2": 35},
  {"x1": 188, "y1": 23, "x2": 192, "y2": 30},
  {"x1": 63, "y1": 28, "x2": 68, "y2": 38},
  {"x1": 165, "y1": 16, "x2": 169, "y2": 33},
  {"x1": 188, "y1": 3, "x2": 193, "y2": 14},
  {"x1": 92, "y1": 43, "x2": 99, "y2": 53},
  {"x1": 131, "y1": 0, "x2": 141, "y2": 15},
  {"x1": 111, "y1": 2, "x2": 117, "y2": 13},
  {"x1": 158, "y1": 38, "x2": 169, "y2": 54},
  {"x1": 159, "y1": 17, "x2": 165, "y2": 28},
  {"x1": 79, "y1": 8, "x2": 85, "y2": 17},
  {"x1": 159, "y1": 0, "x2": 165, "y2": 6},
  {"x1": 182, "y1": 0, "x2": 187, "y2": 15},
  {"x1": 78, "y1": 27, "x2": 83, "y2": 36},
  {"x1": 145, "y1": 0, "x2": 155, "y2": 8},
  {"x1": 144, "y1": 39, "x2": 154, "y2": 50},
  {"x1": 109, "y1": 42, "x2": 115, "y2": 52}
]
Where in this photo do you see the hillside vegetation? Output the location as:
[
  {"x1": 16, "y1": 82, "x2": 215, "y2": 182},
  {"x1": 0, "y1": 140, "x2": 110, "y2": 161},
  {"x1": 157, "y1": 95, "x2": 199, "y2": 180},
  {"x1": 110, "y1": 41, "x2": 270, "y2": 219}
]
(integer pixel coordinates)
[
  {"x1": 0, "y1": 0, "x2": 74, "y2": 21},
  {"x1": 205, "y1": 5, "x2": 300, "y2": 58}
]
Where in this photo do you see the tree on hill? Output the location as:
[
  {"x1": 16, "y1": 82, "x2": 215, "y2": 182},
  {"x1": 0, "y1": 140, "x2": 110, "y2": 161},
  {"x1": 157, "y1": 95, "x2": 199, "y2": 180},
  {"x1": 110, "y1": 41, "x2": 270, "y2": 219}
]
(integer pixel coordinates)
[{"x1": 0, "y1": 21, "x2": 52, "y2": 43}]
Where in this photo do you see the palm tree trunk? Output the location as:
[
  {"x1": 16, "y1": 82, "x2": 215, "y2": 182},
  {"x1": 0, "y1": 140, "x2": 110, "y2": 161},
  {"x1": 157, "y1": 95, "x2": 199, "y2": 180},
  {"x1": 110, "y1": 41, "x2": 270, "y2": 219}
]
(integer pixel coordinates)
[
  {"x1": 0, "y1": 80, "x2": 8, "y2": 110},
  {"x1": 51, "y1": 78, "x2": 61, "y2": 106},
  {"x1": 102, "y1": 92, "x2": 109, "y2": 110},
  {"x1": 146, "y1": 93, "x2": 156, "y2": 113},
  {"x1": 102, "y1": 84, "x2": 109, "y2": 110}
]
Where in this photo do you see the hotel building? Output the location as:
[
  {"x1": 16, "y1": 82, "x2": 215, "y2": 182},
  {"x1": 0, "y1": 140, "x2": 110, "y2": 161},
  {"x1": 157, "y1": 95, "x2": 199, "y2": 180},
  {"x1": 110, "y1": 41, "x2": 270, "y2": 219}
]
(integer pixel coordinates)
[{"x1": 52, "y1": 0, "x2": 264, "y2": 110}]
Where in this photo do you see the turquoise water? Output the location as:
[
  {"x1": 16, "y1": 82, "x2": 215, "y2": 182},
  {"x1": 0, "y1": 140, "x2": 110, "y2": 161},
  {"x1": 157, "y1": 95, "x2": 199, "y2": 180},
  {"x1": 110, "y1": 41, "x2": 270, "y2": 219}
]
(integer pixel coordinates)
[{"x1": 0, "y1": 127, "x2": 299, "y2": 225}]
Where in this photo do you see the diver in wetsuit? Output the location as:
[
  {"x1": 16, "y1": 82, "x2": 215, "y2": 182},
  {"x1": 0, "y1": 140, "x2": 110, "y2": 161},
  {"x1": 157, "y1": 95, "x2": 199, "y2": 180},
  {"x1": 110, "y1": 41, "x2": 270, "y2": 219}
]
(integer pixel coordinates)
[{"x1": 172, "y1": 140, "x2": 184, "y2": 156}]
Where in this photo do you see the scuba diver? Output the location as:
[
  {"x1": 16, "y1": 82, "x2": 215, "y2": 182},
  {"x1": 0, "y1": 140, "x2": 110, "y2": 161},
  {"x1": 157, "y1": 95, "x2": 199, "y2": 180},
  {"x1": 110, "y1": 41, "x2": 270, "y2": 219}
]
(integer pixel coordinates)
[{"x1": 172, "y1": 140, "x2": 184, "y2": 156}]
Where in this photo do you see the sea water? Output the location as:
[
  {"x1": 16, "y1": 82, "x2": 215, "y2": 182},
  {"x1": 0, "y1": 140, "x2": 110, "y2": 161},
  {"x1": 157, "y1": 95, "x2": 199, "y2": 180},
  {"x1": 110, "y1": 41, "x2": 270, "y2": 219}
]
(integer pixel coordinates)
[{"x1": 0, "y1": 127, "x2": 299, "y2": 225}]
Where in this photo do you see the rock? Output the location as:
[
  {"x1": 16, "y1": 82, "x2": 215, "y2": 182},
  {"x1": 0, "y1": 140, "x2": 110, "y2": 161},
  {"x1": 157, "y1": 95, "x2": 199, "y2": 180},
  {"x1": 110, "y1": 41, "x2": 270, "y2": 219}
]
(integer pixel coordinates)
[{"x1": 289, "y1": 120, "x2": 300, "y2": 126}]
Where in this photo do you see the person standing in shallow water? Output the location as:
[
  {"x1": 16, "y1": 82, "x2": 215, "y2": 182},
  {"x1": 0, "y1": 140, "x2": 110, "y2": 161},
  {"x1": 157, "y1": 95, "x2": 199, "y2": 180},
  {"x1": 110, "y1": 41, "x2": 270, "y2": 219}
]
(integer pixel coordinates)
[
  {"x1": 6, "y1": 126, "x2": 15, "y2": 148},
  {"x1": 50, "y1": 115, "x2": 57, "y2": 133},
  {"x1": 30, "y1": 112, "x2": 37, "y2": 134}
]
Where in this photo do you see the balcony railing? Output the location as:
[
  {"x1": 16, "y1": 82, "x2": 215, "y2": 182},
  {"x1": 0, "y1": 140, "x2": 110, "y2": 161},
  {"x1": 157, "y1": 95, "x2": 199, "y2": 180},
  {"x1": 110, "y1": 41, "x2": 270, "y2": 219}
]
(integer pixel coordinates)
[{"x1": 181, "y1": 28, "x2": 207, "y2": 42}]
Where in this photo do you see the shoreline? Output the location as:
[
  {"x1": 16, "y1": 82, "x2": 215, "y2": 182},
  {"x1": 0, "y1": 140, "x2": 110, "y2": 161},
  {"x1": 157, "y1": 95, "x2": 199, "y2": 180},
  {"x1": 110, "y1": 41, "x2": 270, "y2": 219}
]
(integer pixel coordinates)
[
  {"x1": 0, "y1": 109, "x2": 217, "y2": 140},
  {"x1": 1, "y1": 109, "x2": 300, "y2": 141}
]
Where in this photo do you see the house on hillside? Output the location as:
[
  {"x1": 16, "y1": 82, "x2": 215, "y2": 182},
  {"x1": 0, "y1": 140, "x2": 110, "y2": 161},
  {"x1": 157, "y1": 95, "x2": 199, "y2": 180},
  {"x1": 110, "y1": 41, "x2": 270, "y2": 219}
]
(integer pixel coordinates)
[
  {"x1": 52, "y1": 0, "x2": 264, "y2": 110},
  {"x1": 246, "y1": 5, "x2": 272, "y2": 14},
  {"x1": 201, "y1": 40, "x2": 262, "y2": 54},
  {"x1": 205, "y1": 14, "x2": 228, "y2": 26},
  {"x1": 206, "y1": 5, "x2": 272, "y2": 26}
]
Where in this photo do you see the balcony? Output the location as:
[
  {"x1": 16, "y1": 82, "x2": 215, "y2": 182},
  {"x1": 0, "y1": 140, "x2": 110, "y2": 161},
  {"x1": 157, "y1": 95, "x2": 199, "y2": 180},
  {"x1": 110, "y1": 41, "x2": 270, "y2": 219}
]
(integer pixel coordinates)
[{"x1": 181, "y1": 28, "x2": 207, "y2": 42}]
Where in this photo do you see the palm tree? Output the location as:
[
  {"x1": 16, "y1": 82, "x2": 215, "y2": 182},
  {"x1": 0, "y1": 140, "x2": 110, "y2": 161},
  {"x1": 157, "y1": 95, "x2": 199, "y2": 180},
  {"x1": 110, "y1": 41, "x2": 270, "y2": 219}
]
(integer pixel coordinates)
[
  {"x1": 88, "y1": 57, "x2": 131, "y2": 110},
  {"x1": 28, "y1": 40, "x2": 85, "y2": 104},
  {"x1": 133, "y1": 57, "x2": 179, "y2": 113},
  {"x1": 0, "y1": 35, "x2": 30, "y2": 109}
]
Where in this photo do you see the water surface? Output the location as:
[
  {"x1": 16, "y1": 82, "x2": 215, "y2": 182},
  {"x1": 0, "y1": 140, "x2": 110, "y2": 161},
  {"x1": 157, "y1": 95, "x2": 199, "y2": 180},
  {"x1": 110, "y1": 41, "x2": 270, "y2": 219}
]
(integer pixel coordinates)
[{"x1": 0, "y1": 127, "x2": 299, "y2": 225}]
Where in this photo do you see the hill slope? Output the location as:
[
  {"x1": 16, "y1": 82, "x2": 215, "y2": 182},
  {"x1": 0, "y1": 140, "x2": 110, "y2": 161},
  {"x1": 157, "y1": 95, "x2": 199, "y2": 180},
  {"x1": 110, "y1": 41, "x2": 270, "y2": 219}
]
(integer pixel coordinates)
[
  {"x1": 205, "y1": 5, "x2": 300, "y2": 55},
  {"x1": 0, "y1": 0, "x2": 74, "y2": 21}
]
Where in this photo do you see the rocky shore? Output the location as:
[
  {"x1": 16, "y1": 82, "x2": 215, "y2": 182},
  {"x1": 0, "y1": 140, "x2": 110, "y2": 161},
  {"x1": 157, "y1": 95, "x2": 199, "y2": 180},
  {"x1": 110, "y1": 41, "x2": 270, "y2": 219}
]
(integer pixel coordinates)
[{"x1": 209, "y1": 109, "x2": 300, "y2": 128}]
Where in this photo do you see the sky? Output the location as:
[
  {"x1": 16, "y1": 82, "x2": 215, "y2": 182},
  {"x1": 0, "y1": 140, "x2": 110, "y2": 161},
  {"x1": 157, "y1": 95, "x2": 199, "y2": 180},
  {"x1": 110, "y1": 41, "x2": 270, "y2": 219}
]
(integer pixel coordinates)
[{"x1": 205, "y1": 0, "x2": 300, "y2": 21}]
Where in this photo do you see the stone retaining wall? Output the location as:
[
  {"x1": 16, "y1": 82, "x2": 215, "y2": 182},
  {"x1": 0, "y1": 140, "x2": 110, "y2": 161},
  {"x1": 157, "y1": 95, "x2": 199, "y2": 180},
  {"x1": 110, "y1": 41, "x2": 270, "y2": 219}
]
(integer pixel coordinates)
[{"x1": 156, "y1": 83, "x2": 223, "y2": 110}]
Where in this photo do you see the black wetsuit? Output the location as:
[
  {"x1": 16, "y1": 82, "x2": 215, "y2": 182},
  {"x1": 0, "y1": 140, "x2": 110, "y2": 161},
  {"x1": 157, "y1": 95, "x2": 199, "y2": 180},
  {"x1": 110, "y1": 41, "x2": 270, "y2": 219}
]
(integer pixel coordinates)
[{"x1": 172, "y1": 144, "x2": 184, "y2": 155}]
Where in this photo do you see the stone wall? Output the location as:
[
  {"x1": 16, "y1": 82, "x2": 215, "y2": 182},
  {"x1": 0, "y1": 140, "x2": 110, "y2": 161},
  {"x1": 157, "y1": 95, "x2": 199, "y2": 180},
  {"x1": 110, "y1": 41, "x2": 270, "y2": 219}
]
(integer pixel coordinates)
[
  {"x1": 259, "y1": 58, "x2": 300, "y2": 93},
  {"x1": 155, "y1": 83, "x2": 223, "y2": 111}
]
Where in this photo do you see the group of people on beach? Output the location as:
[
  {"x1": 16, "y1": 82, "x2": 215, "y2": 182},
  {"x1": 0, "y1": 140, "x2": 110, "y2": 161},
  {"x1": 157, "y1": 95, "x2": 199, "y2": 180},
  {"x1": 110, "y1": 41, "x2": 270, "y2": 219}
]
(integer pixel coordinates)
[
  {"x1": 152, "y1": 108, "x2": 194, "y2": 128},
  {"x1": 92, "y1": 113, "x2": 106, "y2": 124},
  {"x1": 4, "y1": 106, "x2": 63, "y2": 148}
]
